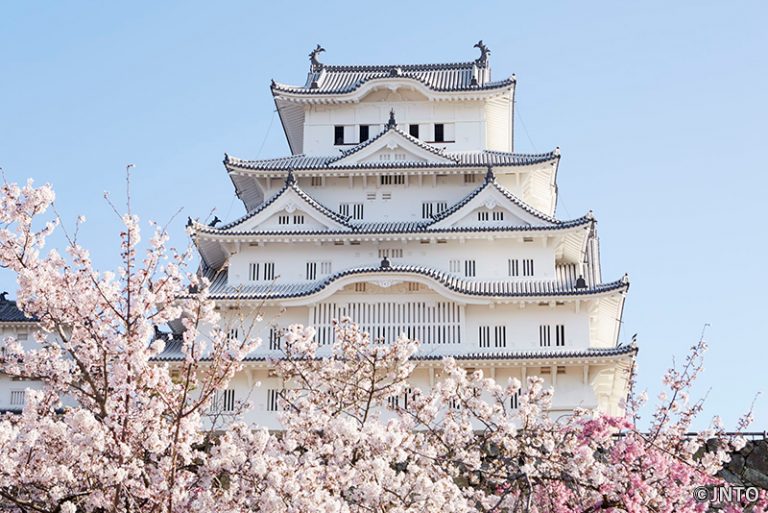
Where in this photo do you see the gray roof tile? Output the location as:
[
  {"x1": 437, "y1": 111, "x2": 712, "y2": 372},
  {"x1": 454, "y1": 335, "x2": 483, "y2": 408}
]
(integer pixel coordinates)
[
  {"x1": 271, "y1": 61, "x2": 514, "y2": 96},
  {"x1": 201, "y1": 265, "x2": 628, "y2": 301}
]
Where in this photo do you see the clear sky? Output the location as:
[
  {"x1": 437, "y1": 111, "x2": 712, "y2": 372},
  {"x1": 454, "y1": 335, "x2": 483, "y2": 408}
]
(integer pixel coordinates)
[{"x1": 1, "y1": 1, "x2": 765, "y2": 429}]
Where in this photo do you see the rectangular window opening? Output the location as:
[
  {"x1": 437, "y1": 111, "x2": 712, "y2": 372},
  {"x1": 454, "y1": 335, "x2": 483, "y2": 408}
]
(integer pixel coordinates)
[{"x1": 434, "y1": 123, "x2": 445, "y2": 142}]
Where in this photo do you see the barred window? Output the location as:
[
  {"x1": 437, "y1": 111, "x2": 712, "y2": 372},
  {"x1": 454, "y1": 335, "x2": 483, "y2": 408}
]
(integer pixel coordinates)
[
  {"x1": 522, "y1": 259, "x2": 534, "y2": 277},
  {"x1": 211, "y1": 389, "x2": 235, "y2": 412},
  {"x1": 269, "y1": 327, "x2": 282, "y2": 350},
  {"x1": 266, "y1": 389, "x2": 281, "y2": 412}
]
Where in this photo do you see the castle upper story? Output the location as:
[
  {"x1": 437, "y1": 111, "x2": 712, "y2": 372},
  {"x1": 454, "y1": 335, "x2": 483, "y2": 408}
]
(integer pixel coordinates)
[{"x1": 271, "y1": 42, "x2": 516, "y2": 155}]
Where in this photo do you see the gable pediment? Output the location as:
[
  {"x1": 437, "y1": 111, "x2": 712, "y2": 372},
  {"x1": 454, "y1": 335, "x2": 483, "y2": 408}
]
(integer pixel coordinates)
[
  {"x1": 429, "y1": 181, "x2": 558, "y2": 230},
  {"x1": 220, "y1": 185, "x2": 351, "y2": 233},
  {"x1": 329, "y1": 128, "x2": 457, "y2": 167}
]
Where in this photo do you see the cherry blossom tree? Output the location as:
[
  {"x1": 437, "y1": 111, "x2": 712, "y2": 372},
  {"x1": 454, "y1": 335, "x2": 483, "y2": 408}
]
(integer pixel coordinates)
[{"x1": 0, "y1": 178, "x2": 764, "y2": 512}]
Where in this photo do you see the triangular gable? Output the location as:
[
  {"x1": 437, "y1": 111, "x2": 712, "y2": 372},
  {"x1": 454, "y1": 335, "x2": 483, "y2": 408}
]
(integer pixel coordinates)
[
  {"x1": 212, "y1": 183, "x2": 351, "y2": 233},
  {"x1": 328, "y1": 126, "x2": 457, "y2": 167},
  {"x1": 429, "y1": 178, "x2": 560, "y2": 230}
]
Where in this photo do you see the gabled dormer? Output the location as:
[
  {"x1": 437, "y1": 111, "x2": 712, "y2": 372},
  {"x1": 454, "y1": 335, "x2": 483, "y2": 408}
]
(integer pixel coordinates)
[
  {"x1": 327, "y1": 111, "x2": 458, "y2": 167},
  {"x1": 429, "y1": 168, "x2": 561, "y2": 230},
  {"x1": 203, "y1": 171, "x2": 351, "y2": 234}
]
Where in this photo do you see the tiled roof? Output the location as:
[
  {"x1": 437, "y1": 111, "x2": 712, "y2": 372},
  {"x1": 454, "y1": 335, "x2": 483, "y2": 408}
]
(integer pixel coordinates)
[
  {"x1": 0, "y1": 298, "x2": 36, "y2": 323},
  {"x1": 195, "y1": 216, "x2": 591, "y2": 237},
  {"x1": 224, "y1": 149, "x2": 558, "y2": 172},
  {"x1": 271, "y1": 61, "x2": 514, "y2": 96},
  {"x1": 154, "y1": 340, "x2": 636, "y2": 363},
  {"x1": 215, "y1": 179, "x2": 351, "y2": 231},
  {"x1": 202, "y1": 266, "x2": 628, "y2": 301}
]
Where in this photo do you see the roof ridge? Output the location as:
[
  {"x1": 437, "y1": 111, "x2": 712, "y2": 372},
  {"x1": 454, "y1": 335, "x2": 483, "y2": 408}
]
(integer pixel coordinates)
[{"x1": 322, "y1": 61, "x2": 476, "y2": 72}]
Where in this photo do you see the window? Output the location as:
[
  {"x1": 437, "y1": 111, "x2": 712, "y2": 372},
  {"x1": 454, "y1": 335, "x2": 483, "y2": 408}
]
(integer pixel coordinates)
[
  {"x1": 228, "y1": 328, "x2": 239, "y2": 340},
  {"x1": 306, "y1": 262, "x2": 317, "y2": 280},
  {"x1": 359, "y1": 125, "x2": 370, "y2": 142},
  {"x1": 378, "y1": 248, "x2": 403, "y2": 259},
  {"x1": 267, "y1": 389, "x2": 281, "y2": 412},
  {"x1": 479, "y1": 326, "x2": 491, "y2": 348},
  {"x1": 478, "y1": 211, "x2": 490, "y2": 221},
  {"x1": 269, "y1": 327, "x2": 282, "y2": 350},
  {"x1": 539, "y1": 325, "x2": 551, "y2": 347},
  {"x1": 494, "y1": 325, "x2": 507, "y2": 348},
  {"x1": 16, "y1": 331, "x2": 28, "y2": 341},
  {"x1": 263, "y1": 262, "x2": 275, "y2": 280},
  {"x1": 306, "y1": 261, "x2": 331, "y2": 280},
  {"x1": 449, "y1": 259, "x2": 461, "y2": 273},
  {"x1": 434, "y1": 123, "x2": 445, "y2": 142},
  {"x1": 354, "y1": 283, "x2": 367, "y2": 292},
  {"x1": 382, "y1": 192, "x2": 392, "y2": 200},
  {"x1": 409, "y1": 124, "x2": 419, "y2": 138},
  {"x1": 464, "y1": 173, "x2": 476, "y2": 183},
  {"x1": 407, "y1": 282, "x2": 420, "y2": 292},
  {"x1": 479, "y1": 326, "x2": 506, "y2": 348},
  {"x1": 339, "y1": 203, "x2": 364, "y2": 220},
  {"x1": 293, "y1": 214, "x2": 305, "y2": 224},
  {"x1": 539, "y1": 324, "x2": 565, "y2": 347},
  {"x1": 492, "y1": 211, "x2": 504, "y2": 221},
  {"x1": 557, "y1": 366, "x2": 566, "y2": 374},
  {"x1": 510, "y1": 389, "x2": 521, "y2": 410},
  {"x1": 449, "y1": 397, "x2": 461, "y2": 410},
  {"x1": 380, "y1": 175, "x2": 405, "y2": 185},
  {"x1": 10, "y1": 390, "x2": 24, "y2": 406},
  {"x1": 421, "y1": 201, "x2": 448, "y2": 218},
  {"x1": 248, "y1": 262, "x2": 259, "y2": 281},
  {"x1": 508, "y1": 259, "x2": 520, "y2": 277},
  {"x1": 523, "y1": 259, "x2": 534, "y2": 277},
  {"x1": 311, "y1": 176, "x2": 322, "y2": 186},
  {"x1": 556, "y1": 325, "x2": 566, "y2": 347},
  {"x1": 211, "y1": 389, "x2": 235, "y2": 412},
  {"x1": 366, "y1": 192, "x2": 377, "y2": 200},
  {"x1": 464, "y1": 260, "x2": 476, "y2": 277},
  {"x1": 278, "y1": 215, "x2": 290, "y2": 225},
  {"x1": 334, "y1": 125, "x2": 344, "y2": 145}
]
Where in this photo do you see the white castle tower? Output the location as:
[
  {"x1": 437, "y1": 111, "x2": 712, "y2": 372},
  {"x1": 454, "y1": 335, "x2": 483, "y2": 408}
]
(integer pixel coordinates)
[{"x1": 167, "y1": 43, "x2": 634, "y2": 428}]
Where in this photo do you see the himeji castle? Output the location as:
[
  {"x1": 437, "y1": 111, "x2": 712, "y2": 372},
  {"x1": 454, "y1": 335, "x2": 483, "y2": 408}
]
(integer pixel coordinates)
[
  {"x1": 173, "y1": 42, "x2": 634, "y2": 428},
  {"x1": 0, "y1": 43, "x2": 635, "y2": 426}
]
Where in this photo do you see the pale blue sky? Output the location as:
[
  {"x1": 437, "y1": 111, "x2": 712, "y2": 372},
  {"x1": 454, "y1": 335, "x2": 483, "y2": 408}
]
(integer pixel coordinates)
[{"x1": 1, "y1": 1, "x2": 765, "y2": 429}]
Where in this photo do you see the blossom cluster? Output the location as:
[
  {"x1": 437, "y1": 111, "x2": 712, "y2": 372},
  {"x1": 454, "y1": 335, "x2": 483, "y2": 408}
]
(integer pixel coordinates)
[{"x1": 0, "y1": 180, "x2": 763, "y2": 512}]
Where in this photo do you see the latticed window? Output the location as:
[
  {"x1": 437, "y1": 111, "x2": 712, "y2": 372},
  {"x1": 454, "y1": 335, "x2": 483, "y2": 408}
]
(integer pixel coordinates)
[
  {"x1": 10, "y1": 390, "x2": 25, "y2": 406},
  {"x1": 522, "y1": 259, "x2": 534, "y2": 277},
  {"x1": 268, "y1": 327, "x2": 283, "y2": 350},
  {"x1": 339, "y1": 202, "x2": 364, "y2": 220},
  {"x1": 266, "y1": 389, "x2": 281, "y2": 412},
  {"x1": 421, "y1": 201, "x2": 447, "y2": 218},
  {"x1": 510, "y1": 389, "x2": 521, "y2": 410},
  {"x1": 211, "y1": 389, "x2": 235, "y2": 413}
]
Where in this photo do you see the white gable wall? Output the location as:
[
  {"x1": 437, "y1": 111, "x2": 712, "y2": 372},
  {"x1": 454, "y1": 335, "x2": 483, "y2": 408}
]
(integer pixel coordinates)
[{"x1": 303, "y1": 100, "x2": 488, "y2": 155}]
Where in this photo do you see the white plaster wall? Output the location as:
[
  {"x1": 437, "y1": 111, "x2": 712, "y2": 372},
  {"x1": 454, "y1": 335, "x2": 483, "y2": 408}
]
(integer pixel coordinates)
[
  {"x1": 232, "y1": 363, "x2": 602, "y2": 428},
  {"x1": 227, "y1": 238, "x2": 557, "y2": 286},
  {"x1": 303, "y1": 99, "x2": 488, "y2": 155}
]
